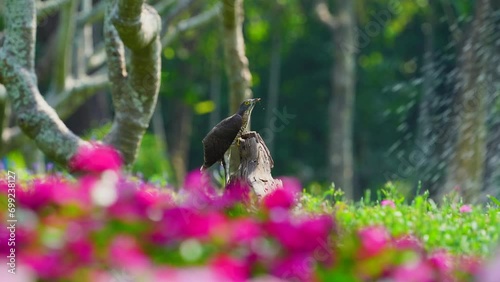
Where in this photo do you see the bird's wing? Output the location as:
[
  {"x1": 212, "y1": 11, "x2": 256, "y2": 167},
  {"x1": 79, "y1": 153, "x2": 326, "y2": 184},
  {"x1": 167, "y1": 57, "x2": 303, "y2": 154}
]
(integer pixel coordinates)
[{"x1": 202, "y1": 114, "x2": 242, "y2": 168}]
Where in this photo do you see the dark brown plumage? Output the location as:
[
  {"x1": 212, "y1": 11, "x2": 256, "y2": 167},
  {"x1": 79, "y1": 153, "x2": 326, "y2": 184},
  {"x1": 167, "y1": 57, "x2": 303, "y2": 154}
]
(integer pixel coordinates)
[{"x1": 201, "y1": 98, "x2": 260, "y2": 174}]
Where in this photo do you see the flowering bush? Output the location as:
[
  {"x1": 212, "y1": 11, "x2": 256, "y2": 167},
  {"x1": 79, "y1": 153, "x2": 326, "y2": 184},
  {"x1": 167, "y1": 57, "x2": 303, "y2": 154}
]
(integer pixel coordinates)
[{"x1": 0, "y1": 145, "x2": 494, "y2": 281}]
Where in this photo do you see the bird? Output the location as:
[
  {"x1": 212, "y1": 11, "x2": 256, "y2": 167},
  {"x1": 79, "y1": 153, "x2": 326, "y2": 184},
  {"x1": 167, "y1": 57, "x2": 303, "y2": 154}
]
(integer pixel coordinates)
[{"x1": 201, "y1": 98, "x2": 261, "y2": 179}]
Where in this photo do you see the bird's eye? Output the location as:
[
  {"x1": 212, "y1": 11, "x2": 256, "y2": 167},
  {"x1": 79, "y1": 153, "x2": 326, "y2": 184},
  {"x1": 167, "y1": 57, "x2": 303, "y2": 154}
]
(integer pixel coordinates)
[{"x1": 244, "y1": 101, "x2": 250, "y2": 106}]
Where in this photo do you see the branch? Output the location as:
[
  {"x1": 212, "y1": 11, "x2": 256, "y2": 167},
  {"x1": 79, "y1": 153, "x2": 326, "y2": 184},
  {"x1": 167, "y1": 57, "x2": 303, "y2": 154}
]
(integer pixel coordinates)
[
  {"x1": 103, "y1": 0, "x2": 161, "y2": 164},
  {"x1": 36, "y1": 0, "x2": 72, "y2": 23},
  {"x1": 154, "y1": 0, "x2": 176, "y2": 15},
  {"x1": 77, "y1": 0, "x2": 106, "y2": 27},
  {"x1": 50, "y1": 0, "x2": 78, "y2": 93},
  {"x1": 75, "y1": 0, "x2": 94, "y2": 77},
  {"x1": 314, "y1": 0, "x2": 339, "y2": 30},
  {"x1": 51, "y1": 74, "x2": 110, "y2": 120},
  {"x1": 113, "y1": 0, "x2": 160, "y2": 51},
  {"x1": 161, "y1": 0, "x2": 197, "y2": 32},
  {"x1": 161, "y1": 2, "x2": 222, "y2": 47},
  {"x1": 87, "y1": 44, "x2": 107, "y2": 71},
  {"x1": 0, "y1": 0, "x2": 86, "y2": 164}
]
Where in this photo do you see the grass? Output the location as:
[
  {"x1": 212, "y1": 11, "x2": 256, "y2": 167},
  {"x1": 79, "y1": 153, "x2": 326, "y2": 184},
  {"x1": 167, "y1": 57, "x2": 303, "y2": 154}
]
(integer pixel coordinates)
[{"x1": 299, "y1": 183, "x2": 500, "y2": 257}]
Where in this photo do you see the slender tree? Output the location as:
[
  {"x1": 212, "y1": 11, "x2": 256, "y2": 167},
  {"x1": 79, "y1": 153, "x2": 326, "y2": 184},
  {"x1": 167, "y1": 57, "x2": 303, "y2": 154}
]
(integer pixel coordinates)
[
  {"x1": 443, "y1": 0, "x2": 495, "y2": 202},
  {"x1": 315, "y1": 0, "x2": 357, "y2": 199},
  {"x1": 220, "y1": 0, "x2": 254, "y2": 177}
]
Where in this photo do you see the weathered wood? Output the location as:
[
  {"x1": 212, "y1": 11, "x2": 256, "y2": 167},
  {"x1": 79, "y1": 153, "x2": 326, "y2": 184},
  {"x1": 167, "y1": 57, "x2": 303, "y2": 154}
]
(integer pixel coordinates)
[{"x1": 228, "y1": 131, "x2": 282, "y2": 199}]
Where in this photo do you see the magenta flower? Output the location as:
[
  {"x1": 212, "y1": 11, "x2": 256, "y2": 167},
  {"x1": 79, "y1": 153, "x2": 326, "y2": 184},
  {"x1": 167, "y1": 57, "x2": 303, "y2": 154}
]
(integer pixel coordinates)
[
  {"x1": 24, "y1": 251, "x2": 69, "y2": 279},
  {"x1": 393, "y1": 234, "x2": 424, "y2": 254},
  {"x1": 67, "y1": 238, "x2": 94, "y2": 264},
  {"x1": 265, "y1": 215, "x2": 334, "y2": 254},
  {"x1": 151, "y1": 208, "x2": 226, "y2": 243},
  {"x1": 459, "y1": 205, "x2": 472, "y2": 213},
  {"x1": 53, "y1": 177, "x2": 93, "y2": 208},
  {"x1": 182, "y1": 170, "x2": 218, "y2": 209},
  {"x1": 69, "y1": 143, "x2": 122, "y2": 173},
  {"x1": 357, "y1": 226, "x2": 390, "y2": 258},
  {"x1": 381, "y1": 199, "x2": 396, "y2": 208},
  {"x1": 457, "y1": 255, "x2": 482, "y2": 276},
  {"x1": 230, "y1": 218, "x2": 262, "y2": 245},
  {"x1": 109, "y1": 236, "x2": 150, "y2": 270},
  {"x1": 390, "y1": 261, "x2": 434, "y2": 282},
  {"x1": 211, "y1": 255, "x2": 250, "y2": 282},
  {"x1": 271, "y1": 254, "x2": 316, "y2": 282},
  {"x1": 218, "y1": 180, "x2": 251, "y2": 208},
  {"x1": 262, "y1": 188, "x2": 296, "y2": 210},
  {"x1": 428, "y1": 250, "x2": 452, "y2": 273},
  {"x1": 18, "y1": 180, "x2": 54, "y2": 211},
  {"x1": 154, "y1": 266, "x2": 228, "y2": 282}
]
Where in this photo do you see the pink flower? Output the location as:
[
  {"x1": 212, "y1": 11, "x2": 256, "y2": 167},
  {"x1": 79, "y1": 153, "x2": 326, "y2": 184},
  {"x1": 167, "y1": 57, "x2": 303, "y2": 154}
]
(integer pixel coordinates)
[
  {"x1": 108, "y1": 236, "x2": 150, "y2": 270},
  {"x1": 230, "y1": 218, "x2": 262, "y2": 245},
  {"x1": 154, "y1": 266, "x2": 228, "y2": 282},
  {"x1": 264, "y1": 215, "x2": 334, "y2": 254},
  {"x1": 211, "y1": 255, "x2": 250, "y2": 282},
  {"x1": 218, "y1": 180, "x2": 251, "y2": 208},
  {"x1": 24, "y1": 251, "x2": 69, "y2": 279},
  {"x1": 262, "y1": 188, "x2": 296, "y2": 210},
  {"x1": 427, "y1": 250, "x2": 454, "y2": 281},
  {"x1": 151, "y1": 208, "x2": 226, "y2": 243},
  {"x1": 182, "y1": 170, "x2": 217, "y2": 209},
  {"x1": 357, "y1": 226, "x2": 390, "y2": 259},
  {"x1": 262, "y1": 177, "x2": 302, "y2": 210},
  {"x1": 54, "y1": 177, "x2": 93, "y2": 208},
  {"x1": 18, "y1": 180, "x2": 55, "y2": 210},
  {"x1": 381, "y1": 199, "x2": 396, "y2": 208},
  {"x1": 457, "y1": 255, "x2": 482, "y2": 276},
  {"x1": 67, "y1": 239, "x2": 94, "y2": 264},
  {"x1": 393, "y1": 234, "x2": 424, "y2": 254},
  {"x1": 271, "y1": 254, "x2": 316, "y2": 282},
  {"x1": 459, "y1": 205, "x2": 472, "y2": 213},
  {"x1": 390, "y1": 261, "x2": 434, "y2": 282},
  {"x1": 69, "y1": 143, "x2": 122, "y2": 173}
]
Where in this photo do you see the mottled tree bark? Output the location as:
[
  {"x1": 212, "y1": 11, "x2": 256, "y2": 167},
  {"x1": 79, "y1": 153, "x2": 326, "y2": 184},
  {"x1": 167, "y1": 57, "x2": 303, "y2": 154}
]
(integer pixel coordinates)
[
  {"x1": 483, "y1": 2, "x2": 500, "y2": 198},
  {"x1": 228, "y1": 132, "x2": 282, "y2": 199},
  {"x1": 315, "y1": 0, "x2": 356, "y2": 200},
  {"x1": 0, "y1": 0, "x2": 85, "y2": 164},
  {"x1": 221, "y1": 0, "x2": 252, "y2": 114},
  {"x1": 102, "y1": 0, "x2": 161, "y2": 165},
  {"x1": 221, "y1": 0, "x2": 254, "y2": 179},
  {"x1": 444, "y1": 0, "x2": 494, "y2": 202}
]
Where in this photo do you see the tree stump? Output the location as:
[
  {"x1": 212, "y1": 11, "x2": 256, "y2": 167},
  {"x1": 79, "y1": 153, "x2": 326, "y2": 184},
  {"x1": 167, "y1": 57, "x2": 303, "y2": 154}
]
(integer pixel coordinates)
[{"x1": 228, "y1": 131, "x2": 282, "y2": 199}]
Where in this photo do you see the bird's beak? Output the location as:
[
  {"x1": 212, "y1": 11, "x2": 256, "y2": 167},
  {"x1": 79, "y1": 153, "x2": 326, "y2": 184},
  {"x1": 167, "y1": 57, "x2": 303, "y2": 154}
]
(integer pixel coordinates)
[{"x1": 253, "y1": 98, "x2": 261, "y2": 103}]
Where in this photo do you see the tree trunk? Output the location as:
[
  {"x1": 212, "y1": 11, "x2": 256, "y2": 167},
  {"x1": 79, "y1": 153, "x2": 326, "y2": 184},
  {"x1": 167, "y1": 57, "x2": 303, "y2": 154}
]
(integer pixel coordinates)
[
  {"x1": 315, "y1": 0, "x2": 357, "y2": 200},
  {"x1": 444, "y1": 0, "x2": 493, "y2": 202},
  {"x1": 221, "y1": 0, "x2": 254, "y2": 179},
  {"x1": 168, "y1": 99, "x2": 193, "y2": 186},
  {"x1": 483, "y1": 3, "x2": 500, "y2": 198},
  {"x1": 417, "y1": 15, "x2": 444, "y2": 197},
  {"x1": 228, "y1": 131, "x2": 282, "y2": 199}
]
